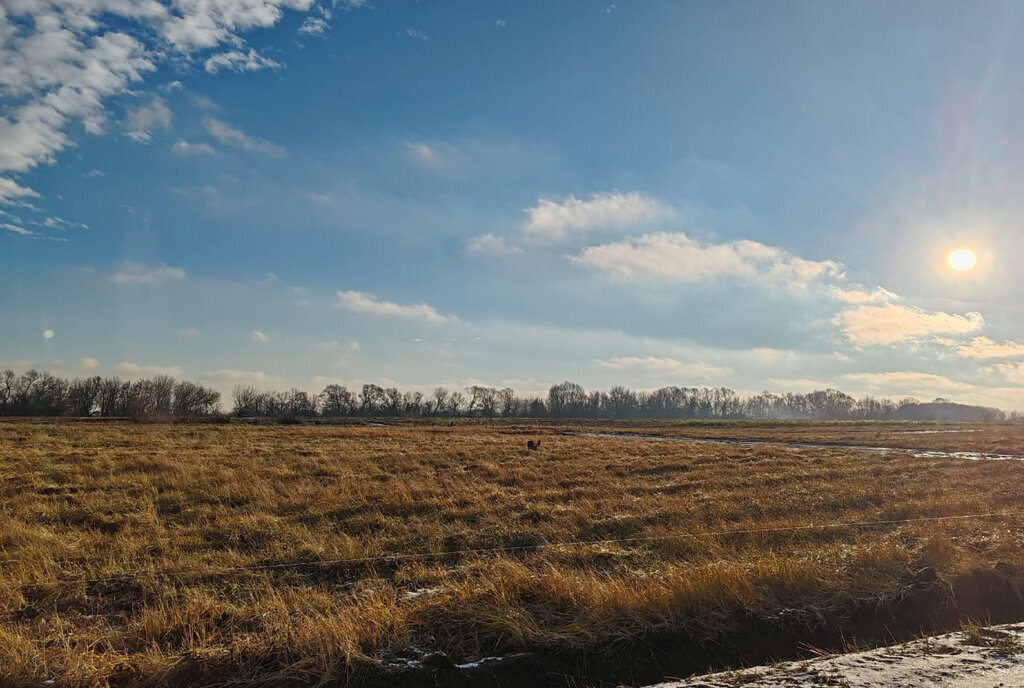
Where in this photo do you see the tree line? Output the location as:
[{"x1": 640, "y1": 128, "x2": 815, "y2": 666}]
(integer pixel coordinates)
[
  {"x1": 0, "y1": 370, "x2": 220, "y2": 419},
  {"x1": 2, "y1": 368, "x2": 1015, "y2": 422}
]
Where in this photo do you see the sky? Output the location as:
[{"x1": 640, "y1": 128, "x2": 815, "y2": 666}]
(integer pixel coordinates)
[{"x1": 2, "y1": 0, "x2": 1023, "y2": 409}]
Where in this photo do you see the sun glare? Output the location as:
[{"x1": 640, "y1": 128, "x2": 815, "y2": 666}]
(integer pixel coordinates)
[{"x1": 948, "y1": 248, "x2": 977, "y2": 271}]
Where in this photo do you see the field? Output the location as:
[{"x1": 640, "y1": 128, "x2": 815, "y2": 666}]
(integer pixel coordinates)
[{"x1": 3, "y1": 420, "x2": 1024, "y2": 687}]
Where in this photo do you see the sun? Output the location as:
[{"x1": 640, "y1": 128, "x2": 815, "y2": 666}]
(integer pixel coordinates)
[{"x1": 948, "y1": 248, "x2": 977, "y2": 271}]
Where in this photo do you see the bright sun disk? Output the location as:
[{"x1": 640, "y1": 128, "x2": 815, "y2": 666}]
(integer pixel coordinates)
[{"x1": 948, "y1": 248, "x2": 977, "y2": 271}]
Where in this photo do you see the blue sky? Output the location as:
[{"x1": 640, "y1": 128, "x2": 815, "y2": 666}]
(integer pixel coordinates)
[{"x1": 2, "y1": 0, "x2": 1023, "y2": 408}]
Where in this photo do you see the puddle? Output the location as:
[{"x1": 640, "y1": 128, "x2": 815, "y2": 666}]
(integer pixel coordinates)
[
  {"x1": 895, "y1": 429, "x2": 978, "y2": 434},
  {"x1": 573, "y1": 432, "x2": 1023, "y2": 461}
]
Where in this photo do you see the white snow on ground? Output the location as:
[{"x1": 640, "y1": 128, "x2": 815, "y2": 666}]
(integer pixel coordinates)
[{"x1": 649, "y1": 624, "x2": 1024, "y2": 688}]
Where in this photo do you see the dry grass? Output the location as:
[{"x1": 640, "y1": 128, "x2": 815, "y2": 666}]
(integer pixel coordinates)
[{"x1": 2, "y1": 420, "x2": 1024, "y2": 686}]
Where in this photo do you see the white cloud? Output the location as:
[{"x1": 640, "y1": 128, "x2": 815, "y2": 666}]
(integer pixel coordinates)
[
  {"x1": 79, "y1": 357, "x2": 99, "y2": 370},
  {"x1": 204, "y1": 118, "x2": 286, "y2": 157},
  {"x1": 401, "y1": 27, "x2": 428, "y2": 41},
  {"x1": 335, "y1": 290, "x2": 456, "y2": 323},
  {"x1": 523, "y1": 191, "x2": 667, "y2": 240},
  {"x1": 124, "y1": 97, "x2": 172, "y2": 142},
  {"x1": 0, "y1": 25, "x2": 155, "y2": 181},
  {"x1": 160, "y1": 1, "x2": 316, "y2": 52},
  {"x1": 0, "y1": 177, "x2": 40, "y2": 206},
  {"x1": 465, "y1": 233, "x2": 523, "y2": 257},
  {"x1": 110, "y1": 262, "x2": 186, "y2": 285},
  {"x1": 42, "y1": 215, "x2": 86, "y2": 230},
  {"x1": 829, "y1": 286, "x2": 897, "y2": 304},
  {"x1": 841, "y1": 371, "x2": 973, "y2": 394},
  {"x1": 495, "y1": 18, "x2": 506, "y2": 29},
  {"x1": 298, "y1": 16, "x2": 329, "y2": 35},
  {"x1": 593, "y1": 356, "x2": 731, "y2": 379},
  {"x1": 0, "y1": 0, "x2": 314, "y2": 200},
  {"x1": 172, "y1": 140, "x2": 216, "y2": 156},
  {"x1": 957, "y1": 336, "x2": 1024, "y2": 360},
  {"x1": 193, "y1": 94, "x2": 218, "y2": 110},
  {"x1": 176, "y1": 328, "x2": 201, "y2": 337},
  {"x1": 204, "y1": 48, "x2": 281, "y2": 74},
  {"x1": 987, "y1": 362, "x2": 1024, "y2": 384},
  {"x1": 405, "y1": 141, "x2": 439, "y2": 165},
  {"x1": 115, "y1": 361, "x2": 184, "y2": 377},
  {"x1": 574, "y1": 232, "x2": 842, "y2": 286},
  {"x1": 1, "y1": 222, "x2": 32, "y2": 235},
  {"x1": 836, "y1": 303, "x2": 984, "y2": 347},
  {"x1": 251, "y1": 329, "x2": 269, "y2": 342}
]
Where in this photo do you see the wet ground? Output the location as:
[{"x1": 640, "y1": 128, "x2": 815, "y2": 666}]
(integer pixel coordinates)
[{"x1": 575, "y1": 431, "x2": 1024, "y2": 461}]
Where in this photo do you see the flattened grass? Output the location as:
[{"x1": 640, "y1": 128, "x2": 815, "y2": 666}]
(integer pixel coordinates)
[{"x1": 2, "y1": 421, "x2": 1024, "y2": 686}]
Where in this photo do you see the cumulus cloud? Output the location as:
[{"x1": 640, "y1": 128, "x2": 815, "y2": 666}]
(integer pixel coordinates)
[
  {"x1": 574, "y1": 232, "x2": 842, "y2": 287},
  {"x1": 161, "y1": 1, "x2": 316, "y2": 52},
  {"x1": 79, "y1": 357, "x2": 99, "y2": 370},
  {"x1": 204, "y1": 48, "x2": 281, "y2": 74},
  {"x1": 335, "y1": 290, "x2": 456, "y2": 323},
  {"x1": 124, "y1": 97, "x2": 172, "y2": 142},
  {"x1": 0, "y1": 25, "x2": 155, "y2": 179},
  {"x1": 523, "y1": 191, "x2": 667, "y2": 240},
  {"x1": 957, "y1": 336, "x2": 1024, "y2": 359},
  {"x1": 115, "y1": 361, "x2": 184, "y2": 377},
  {"x1": 204, "y1": 118, "x2": 286, "y2": 157},
  {"x1": 0, "y1": 0, "x2": 316, "y2": 199},
  {"x1": 110, "y1": 262, "x2": 186, "y2": 285},
  {"x1": 465, "y1": 233, "x2": 523, "y2": 257},
  {"x1": 251, "y1": 329, "x2": 269, "y2": 342},
  {"x1": 593, "y1": 356, "x2": 731, "y2": 379},
  {"x1": 836, "y1": 303, "x2": 984, "y2": 347},
  {"x1": 172, "y1": 140, "x2": 216, "y2": 156}
]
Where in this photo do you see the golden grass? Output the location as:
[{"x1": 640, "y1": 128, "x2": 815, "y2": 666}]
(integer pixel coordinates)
[{"x1": 2, "y1": 420, "x2": 1024, "y2": 686}]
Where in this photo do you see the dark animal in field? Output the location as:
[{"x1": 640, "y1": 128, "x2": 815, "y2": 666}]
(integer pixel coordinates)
[{"x1": 527, "y1": 439, "x2": 541, "y2": 451}]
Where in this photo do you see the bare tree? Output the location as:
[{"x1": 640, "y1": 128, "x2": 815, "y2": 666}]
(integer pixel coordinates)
[
  {"x1": 319, "y1": 384, "x2": 355, "y2": 416},
  {"x1": 232, "y1": 385, "x2": 263, "y2": 416},
  {"x1": 430, "y1": 387, "x2": 450, "y2": 416},
  {"x1": 359, "y1": 384, "x2": 385, "y2": 415}
]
